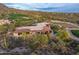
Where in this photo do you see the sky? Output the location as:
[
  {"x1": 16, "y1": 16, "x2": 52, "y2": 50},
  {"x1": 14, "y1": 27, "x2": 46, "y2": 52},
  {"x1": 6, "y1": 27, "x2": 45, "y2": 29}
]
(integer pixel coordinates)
[
  {"x1": 4, "y1": 3, "x2": 79, "y2": 13},
  {"x1": 0, "y1": 0, "x2": 79, "y2": 3}
]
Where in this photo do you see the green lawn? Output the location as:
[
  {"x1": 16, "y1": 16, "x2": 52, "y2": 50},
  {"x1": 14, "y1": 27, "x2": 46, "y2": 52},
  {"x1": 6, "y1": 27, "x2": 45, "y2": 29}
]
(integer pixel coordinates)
[
  {"x1": 71, "y1": 30, "x2": 79, "y2": 38},
  {"x1": 8, "y1": 13, "x2": 29, "y2": 20}
]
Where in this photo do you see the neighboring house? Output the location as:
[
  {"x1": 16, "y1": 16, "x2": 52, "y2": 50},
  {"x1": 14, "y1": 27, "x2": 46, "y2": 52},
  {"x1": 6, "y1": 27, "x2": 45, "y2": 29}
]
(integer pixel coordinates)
[
  {"x1": 13, "y1": 22, "x2": 51, "y2": 37},
  {"x1": 0, "y1": 19, "x2": 11, "y2": 25}
]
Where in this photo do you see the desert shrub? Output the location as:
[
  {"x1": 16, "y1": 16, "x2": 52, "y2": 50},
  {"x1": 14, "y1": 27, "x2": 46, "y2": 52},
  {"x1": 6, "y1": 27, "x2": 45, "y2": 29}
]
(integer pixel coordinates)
[
  {"x1": 29, "y1": 34, "x2": 49, "y2": 49},
  {"x1": 51, "y1": 24, "x2": 60, "y2": 34},
  {"x1": 7, "y1": 36, "x2": 24, "y2": 49},
  {"x1": 75, "y1": 45, "x2": 79, "y2": 52},
  {"x1": 56, "y1": 30, "x2": 69, "y2": 40}
]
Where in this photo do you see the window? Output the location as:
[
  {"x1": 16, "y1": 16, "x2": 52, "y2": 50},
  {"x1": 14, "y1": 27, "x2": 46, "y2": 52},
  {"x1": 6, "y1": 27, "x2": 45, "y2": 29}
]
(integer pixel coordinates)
[
  {"x1": 37, "y1": 32, "x2": 40, "y2": 33},
  {"x1": 46, "y1": 24, "x2": 49, "y2": 26},
  {"x1": 26, "y1": 32, "x2": 29, "y2": 34},
  {"x1": 18, "y1": 33, "x2": 22, "y2": 35},
  {"x1": 50, "y1": 30, "x2": 52, "y2": 33},
  {"x1": 45, "y1": 31, "x2": 48, "y2": 34}
]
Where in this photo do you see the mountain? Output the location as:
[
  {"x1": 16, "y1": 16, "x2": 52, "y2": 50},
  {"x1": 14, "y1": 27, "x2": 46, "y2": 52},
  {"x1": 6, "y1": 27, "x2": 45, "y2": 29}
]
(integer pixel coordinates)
[
  {"x1": 0, "y1": 4, "x2": 8, "y2": 13},
  {"x1": 0, "y1": 3, "x2": 79, "y2": 24}
]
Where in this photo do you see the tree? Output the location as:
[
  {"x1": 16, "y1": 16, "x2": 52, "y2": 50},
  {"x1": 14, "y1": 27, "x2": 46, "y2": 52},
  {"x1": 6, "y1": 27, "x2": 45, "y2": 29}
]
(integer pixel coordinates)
[
  {"x1": 56, "y1": 30, "x2": 69, "y2": 40},
  {"x1": 55, "y1": 26, "x2": 70, "y2": 41},
  {"x1": 51, "y1": 24, "x2": 61, "y2": 34}
]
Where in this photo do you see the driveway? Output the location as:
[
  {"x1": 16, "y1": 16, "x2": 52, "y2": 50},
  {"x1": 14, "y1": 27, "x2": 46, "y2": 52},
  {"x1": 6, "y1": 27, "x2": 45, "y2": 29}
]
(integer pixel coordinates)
[{"x1": 51, "y1": 20, "x2": 79, "y2": 41}]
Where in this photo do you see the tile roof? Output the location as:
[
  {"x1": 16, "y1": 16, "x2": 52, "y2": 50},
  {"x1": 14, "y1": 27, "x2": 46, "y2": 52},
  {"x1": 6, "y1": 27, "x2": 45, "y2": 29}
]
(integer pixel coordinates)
[{"x1": 14, "y1": 22, "x2": 50, "y2": 33}]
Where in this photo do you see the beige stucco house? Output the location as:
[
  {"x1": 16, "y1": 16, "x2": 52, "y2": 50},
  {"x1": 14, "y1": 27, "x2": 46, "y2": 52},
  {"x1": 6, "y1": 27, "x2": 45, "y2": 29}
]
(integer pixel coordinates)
[{"x1": 13, "y1": 22, "x2": 51, "y2": 37}]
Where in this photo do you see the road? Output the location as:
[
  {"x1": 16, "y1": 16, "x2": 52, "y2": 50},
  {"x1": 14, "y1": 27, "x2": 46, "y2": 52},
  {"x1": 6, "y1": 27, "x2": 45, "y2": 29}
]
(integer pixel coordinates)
[
  {"x1": 51, "y1": 20, "x2": 79, "y2": 28},
  {"x1": 66, "y1": 28, "x2": 79, "y2": 41},
  {"x1": 51, "y1": 20, "x2": 79, "y2": 41}
]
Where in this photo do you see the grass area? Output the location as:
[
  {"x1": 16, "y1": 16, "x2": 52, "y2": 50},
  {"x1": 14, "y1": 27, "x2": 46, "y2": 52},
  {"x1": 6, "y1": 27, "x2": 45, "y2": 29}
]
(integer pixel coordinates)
[
  {"x1": 71, "y1": 30, "x2": 79, "y2": 37},
  {"x1": 8, "y1": 13, "x2": 28, "y2": 20}
]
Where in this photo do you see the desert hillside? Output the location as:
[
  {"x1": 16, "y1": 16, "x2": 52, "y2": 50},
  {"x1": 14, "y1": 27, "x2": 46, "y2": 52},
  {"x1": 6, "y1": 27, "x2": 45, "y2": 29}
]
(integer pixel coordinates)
[
  {"x1": 0, "y1": 3, "x2": 79, "y2": 55},
  {"x1": 0, "y1": 4, "x2": 79, "y2": 24}
]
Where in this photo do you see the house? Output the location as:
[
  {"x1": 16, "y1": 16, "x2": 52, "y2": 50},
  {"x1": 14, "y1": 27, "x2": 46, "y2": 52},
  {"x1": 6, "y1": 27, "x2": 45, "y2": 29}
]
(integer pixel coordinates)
[
  {"x1": 0, "y1": 19, "x2": 11, "y2": 25},
  {"x1": 13, "y1": 22, "x2": 51, "y2": 37}
]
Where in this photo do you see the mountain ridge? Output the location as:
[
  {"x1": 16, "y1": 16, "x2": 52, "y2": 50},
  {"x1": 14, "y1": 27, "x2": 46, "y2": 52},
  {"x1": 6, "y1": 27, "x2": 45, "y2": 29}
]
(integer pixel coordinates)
[{"x1": 0, "y1": 3, "x2": 79, "y2": 24}]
